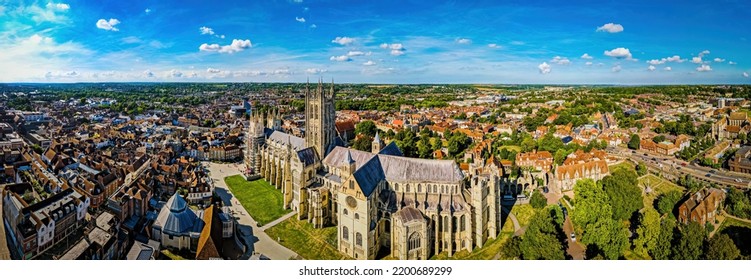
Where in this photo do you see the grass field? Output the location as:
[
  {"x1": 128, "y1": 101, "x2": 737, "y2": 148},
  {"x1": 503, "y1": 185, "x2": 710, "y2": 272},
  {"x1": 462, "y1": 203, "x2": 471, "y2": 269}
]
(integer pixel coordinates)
[
  {"x1": 431, "y1": 232, "x2": 511, "y2": 260},
  {"x1": 609, "y1": 161, "x2": 635, "y2": 174},
  {"x1": 639, "y1": 174, "x2": 684, "y2": 211},
  {"x1": 719, "y1": 215, "x2": 751, "y2": 231},
  {"x1": 265, "y1": 215, "x2": 346, "y2": 260},
  {"x1": 224, "y1": 176, "x2": 291, "y2": 225},
  {"x1": 510, "y1": 204, "x2": 536, "y2": 228},
  {"x1": 498, "y1": 145, "x2": 522, "y2": 152}
]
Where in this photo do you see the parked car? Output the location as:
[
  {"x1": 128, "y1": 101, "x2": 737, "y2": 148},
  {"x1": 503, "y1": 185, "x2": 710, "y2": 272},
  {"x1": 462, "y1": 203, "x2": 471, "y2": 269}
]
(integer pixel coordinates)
[
  {"x1": 681, "y1": 162, "x2": 687, "y2": 166},
  {"x1": 570, "y1": 233, "x2": 576, "y2": 242},
  {"x1": 710, "y1": 169, "x2": 717, "y2": 174},
  {"x1": 705, "y1": 173, "x2": 712, "y2": 177}
]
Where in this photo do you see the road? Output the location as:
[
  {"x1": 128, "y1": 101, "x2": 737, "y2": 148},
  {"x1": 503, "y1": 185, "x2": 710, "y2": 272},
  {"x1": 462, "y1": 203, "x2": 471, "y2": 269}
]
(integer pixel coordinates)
[
  {"x1": 562, "y1": 215, "x2": 585, "y2": 260},
  {"x1": 203, "y1": 162, "x2": 298, "y2": 260}
]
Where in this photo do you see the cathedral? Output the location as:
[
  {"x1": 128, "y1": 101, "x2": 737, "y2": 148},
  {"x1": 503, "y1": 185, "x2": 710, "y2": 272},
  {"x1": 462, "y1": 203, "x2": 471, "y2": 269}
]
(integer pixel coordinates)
[{"x1": 245, "y1": 79, "x2": 501, "y2": 260}]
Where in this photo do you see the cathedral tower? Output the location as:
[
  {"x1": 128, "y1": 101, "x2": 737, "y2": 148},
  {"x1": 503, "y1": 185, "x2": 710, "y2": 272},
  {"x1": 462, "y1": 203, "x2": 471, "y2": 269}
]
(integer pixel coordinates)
[
  {"x1": 246, "y1": 111, "x2": 266, "y2": 175},
  {"x1": 305, "y1": 78, "x2": 337, "y2": 158}
]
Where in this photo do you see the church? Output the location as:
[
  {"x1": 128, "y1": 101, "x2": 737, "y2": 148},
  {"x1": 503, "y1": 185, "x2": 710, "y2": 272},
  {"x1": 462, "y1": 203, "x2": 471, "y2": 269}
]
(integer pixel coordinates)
[{"x1": 245, "y1": 79, "x2": 501, "y2": 259}]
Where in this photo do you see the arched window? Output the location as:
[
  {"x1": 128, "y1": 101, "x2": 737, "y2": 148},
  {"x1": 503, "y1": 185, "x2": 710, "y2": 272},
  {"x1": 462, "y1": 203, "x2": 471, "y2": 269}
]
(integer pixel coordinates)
[
  {"x1": 356, "y1": 232, "x2": 363, "y2": 247},
  {"x1": 460, "y1": 215, "x2": 466, "y2": 231},
  {"x1": 418, "y1": 184, "x2": 422, "y2": 192},
  {"x1": 355, "y1": 213, "x2": 359, "y2": 220},
  {"x1": 407, "y1": 185, "x2": 411, "y2": 193},
  {"x1": 343, "y1": 227, "x2": 349, "y2": 240},
  {"x1": 452, "y1": 216, "x2": 458, "y2": 232},
  {"x1": 349, "y1": 181, "x2": 354, "y2": 189},
  {"x1": 408, "y1": 232, "x2": 421, "y2": 251},
  {"x1": 394, "y1": 183, "x2": 399, "y2": 191},
  {"x1": 343, "y1": 209, "x2": 348, "y2": 216}
]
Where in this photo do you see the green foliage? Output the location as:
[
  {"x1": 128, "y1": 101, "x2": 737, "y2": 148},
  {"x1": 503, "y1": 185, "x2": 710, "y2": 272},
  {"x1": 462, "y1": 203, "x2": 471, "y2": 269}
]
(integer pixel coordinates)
[
  {"x1": 355, "y1": 120, "x2": 378, "y2": 137},
  {"x1": 636, "y1": 162, "x2": 648, "y2": 177},
  {"x1": 530, "y1": 191, "x2": 547, "y2": 209},
  {"x1": 572, "y1": 179, "x2": 629, "y2": 259},
  {"x1": 601, "y1": 168, "x2": 643, "y2": 220},
  {"x1": 725, "y1": 188, "x2": 751, "y2": 219},
  {"x1": 352, "y1": 135, "x2": 373, "y2": 152},
  {"x1": 520, "y1": 209, "x2": 566, "y2": 260},
  {"x1": 652, "y1": 135, "x2": 666, "y2": 143},
  {"x1": 705, "y1": 233, "x2": 740, "y2": 260},
  {"x1": 447, "y1": 131, "x2": 472, "y2": 158},
  {"x1": 672, "y1": 222, "x2": 706, "y2": 260},
  {"x1": 656, "y1": 190, "x2": 683, "y2": 216},
  {"x1": 501, "y1": 236, "x2": 523, "y2": 259},
  {"x1": 628, "y1": 134, "x2": 640, "y2": 150},
  {"x1": 634, "y1": 208, "x2": 661, "y2": 256},
  {"x1": 651, "y1": 216, "x2": 676, "y2": 260},
  {"x1": 572, "y1": 179, "x2": 611, "y2": 228}
]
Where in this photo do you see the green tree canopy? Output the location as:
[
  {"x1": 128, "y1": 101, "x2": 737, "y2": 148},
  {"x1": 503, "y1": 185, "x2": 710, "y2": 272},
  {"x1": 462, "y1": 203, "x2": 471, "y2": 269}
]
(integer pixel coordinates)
[
  {"x1": 672, "y1": 222, "x2": 706, "y2": 260},
  {"x1": 656, "y1": 190, "x2": 683, "y2": 216},
  {"x1": 651, "y1": 216, "x2": 676, "y2": 260},
  {"x1": 530, "y1": 191, "x2": 547, "y2": 209},
  {"x1": 634, "y1": 208, "x2": 661, "y2": 256},
  {"x1": 520, "y1": 208, "x2": 566, "y2": 260},
  {"x1": 355, "y1": 120, "x2": 378, "y2": 137},
  {"x1": 705, "y1": 233, "x2": 740, "y2": 260},
  {"x1": 601, "y1": 168, "x2": 643, "y2": 220},
  {"x1": 628, "y1": 134, "x2": 640, "y2": 150}
]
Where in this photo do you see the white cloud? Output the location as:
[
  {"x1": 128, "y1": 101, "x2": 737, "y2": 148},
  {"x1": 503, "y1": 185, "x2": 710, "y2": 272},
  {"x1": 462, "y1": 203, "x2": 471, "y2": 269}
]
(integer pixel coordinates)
[
  {"x1": 207, "y1": 68, "x2": 221, "y2": 73},
  {"x1": 329, "y1": 55, "x2": 350, "y2": 62},
  {"x1": 664, "y1": 66, "x2": 672, "y2": 71},
  {"x1": 699, "y1": 50, "x2": 710, "y2": 57},
  {"x1": 122, "y1": 36, "x2": 141, "y2": 44},
  {"x1": 691, "y1": 56, "x2": 703, "y2": 64},
  {"x1": 310, "y1": 24, "x2": 317, "y2": 29},
  {"x1": 612, "y1": 65, "x2": 622, "y2": 72},
  {"x1": 538, "y1": 62, "x2": 551, "y2": 74},
  {"x1": 456, "y1": 38, "x2": 471, "y2": 44},
  {"x1": 581, "y1": 53, "x2": 593, "y2": 60},
  {"x1": 729, "y1": 61, "x2": 737, "y2": 65},
  {"x1": 305, "y1": 68, "x2": 326, "y2": 74},
  {"x1": 487, "y1": 43, "x2": 500, "y2": 48},
  {"x1": 390, "y1": 49, "x2": 404, "y2": 56},
  {"x1": 647, "y1": 65, "x2": 656, "y2": 71},
  {"x1": 744, "y1": 72, "x2": 749, "y2": 78},
  {"x1": 664, "y1": 55, "x2": 685, "y2": 63},
  {"x1": 585, "y1": 61, "x2": 593, "y2": 66},
  {"x1": 510, "y1": 41, "x2": 525, "y2": 45},
  {"x1": 199, "y1": 39, "x2": 252, "y2": 54},
  {"x1": 332, "y1": 36, "x2": 355, "y2": 45},
  {"x1": 347, "y1": 51, "x2": 365, "y2": 57},
  {"x1": 166, "y1": 69, "x2": 183, "y2": 78},
  {"x1": 551, "y1": 56, "x2": 571, "y2": 65},
  {"x1": 647, "y1": 59, "x2": 664, "y2": 65},
  {"x1": 363, "y1": 60, "x2": 376, "y2": 66},
  {"x1": 145, "y1": 8, "x2": 151, "y2": 14},
  {"x1": 143, "y1": 70, "x2": 155, "y2": 78},
  {"x1": 96, "y1": 18, "x2": 121, "y2": 31},
  {"x1": 596, "y1": 23, "x2": 624, "y2": 33},
  {"x1": 272, "y1": 69, "x2": 290, "y2": 75},
  {"x1": 44, "y1": 70, "x2": 79, "y2": 79},
  {"x1": 295, "y1": 17, "x2": 306, "y2": 23},
  {"x1": 714, "y1": 58, "x2": 725, "y2": 62},
  {"x1": 46, "y1": 2, "x2": 70, "y2": 11},
  {"x1": 604, "y1": 47, "x2": 632, "y2": 59},
  {"x1": 696, "y1": 64, "x2": 712, "y2": 72},
  {"x1": 200, "y1": 26, "x2": 215, "y2": 35},
  {"x1": 381, "y1": 43, "x2": 404, "y2": 50}
]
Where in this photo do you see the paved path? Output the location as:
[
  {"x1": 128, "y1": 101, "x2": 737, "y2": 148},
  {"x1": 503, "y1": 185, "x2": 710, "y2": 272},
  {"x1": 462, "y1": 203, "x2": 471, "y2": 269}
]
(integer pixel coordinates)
[
  {"x1": 260, "y1": 212, "x2": 296, "y2": 231},
  {"x1": 0, "y1": 185, "x2": 11, "y2": 260},
  {"x1": 500, "y1": 207, "x2": 521, "y2": 235},
  {"x1": 563, "y1": 215, "x2": 585, "y2": 260},
  {"x1": 204, "y1": 162, "x2": 298, "y2": 260}
]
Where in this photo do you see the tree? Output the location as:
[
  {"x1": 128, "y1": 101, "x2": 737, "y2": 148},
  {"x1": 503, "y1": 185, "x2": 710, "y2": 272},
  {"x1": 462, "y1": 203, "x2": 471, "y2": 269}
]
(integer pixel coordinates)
[
  {"x1": 352, "y1": 135, "x2": 373, "y2": 152},
  {"x1": 656, "y1": 190, "x2": 682, "y2": 216},
  {"x1": 705, "y1": 233, "x2": 740, "y2": 260},
  {"x1": 355, "y1": 120, "x2": 378, "y2": 137},
  {"x1": 672, "y1": 222, "x2": 706, "y2": 260},
  {"x1": 636, "y1": 162, "x2": 647, "y2": 177},
  {"x1": 652, "y1": 135, "x2": 666, "y2": 143},
  {"x1": 628, "y1": 134, "x2": 640, "y2": 150},
  {"x1": 651, "y1": 217, "x2": 676, "y2": 260},
  {"x1": 601, "y1": 168, "x2": 643, "y2": 221},
  {"x1": 520, "y1": 209, "x2": 566, "y2": 260},
  {"x1": 634, "y1": 208, "x2": 661, "y2": 256},
  {"x1": 573, "y1": 179, "x2": 629, "y2": 260},
  {"x1": 447, "y1": 132, "x2": 471, "y2": 158},
  {"x1": 430, "y1": 137, "x2": 442, "y2": 152},
  {"x1": 530, "y1": 191, "x2": 547, "y2": 209},
  {"x1": 725, "y1": 188, "x2": 751, "y2": 219},
  {"x1": 501, "y1": 236, "x2": 523, "y2": 259}
]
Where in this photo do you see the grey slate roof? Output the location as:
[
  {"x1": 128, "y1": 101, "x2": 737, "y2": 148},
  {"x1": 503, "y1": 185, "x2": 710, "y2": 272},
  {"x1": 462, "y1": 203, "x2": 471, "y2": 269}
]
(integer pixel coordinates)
[
  {"x1": 154, "y1": 193, "x2": 199, "y2": 236},
  {"x1": 378, "y1": 142, "x2": 403, "y2": 157},
  {"x1": 352, "y1": 157, "x2": 385, "y2": 197},
  {"x1": 267, "y1": 131, "x2": 306, "y2": 150},
  {"x1": 395, "y1": 207, "x2": 424, "y2": 223},
  {"x1": 296, "y1": 147, "x2": 319, "y2": 166}
]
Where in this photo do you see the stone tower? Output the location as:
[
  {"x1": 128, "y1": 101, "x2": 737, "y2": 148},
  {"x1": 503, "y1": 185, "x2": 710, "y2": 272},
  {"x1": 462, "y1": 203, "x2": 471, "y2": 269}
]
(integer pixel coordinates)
[
  {"x1": 246, "y1": 111, "x2": 266, "y2": 175},
  {"x1": 372, "y1": 131, "x2": 383, "y2": 154},
  {"x1": 266, "y1": 108, "x2": 282, "y2": 131},
  {"x1": 305, "y1": 78, "x2": 337, "y2": 158}
]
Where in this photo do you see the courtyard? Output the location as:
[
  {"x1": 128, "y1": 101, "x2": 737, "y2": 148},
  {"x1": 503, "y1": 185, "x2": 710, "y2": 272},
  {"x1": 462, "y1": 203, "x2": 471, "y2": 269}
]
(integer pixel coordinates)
[
  {"x1": 265, "y1": 215, "x2": 346, "y2": 260},
  {"x1": 224, "y1": 175, "x2": 291, "y2": 226}
]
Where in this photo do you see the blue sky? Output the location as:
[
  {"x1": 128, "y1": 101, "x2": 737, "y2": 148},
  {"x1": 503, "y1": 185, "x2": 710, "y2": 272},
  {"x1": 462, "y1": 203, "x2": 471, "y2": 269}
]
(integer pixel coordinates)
[{"x1": 1, "y1": 0, "x2": 750, "y2": 84}]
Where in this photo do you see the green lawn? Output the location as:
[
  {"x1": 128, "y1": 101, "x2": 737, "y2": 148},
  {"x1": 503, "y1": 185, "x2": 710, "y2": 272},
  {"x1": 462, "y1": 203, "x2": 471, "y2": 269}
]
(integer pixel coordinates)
[
  {"x1": 510, "y1": 204, "x2": 536, "y2": 228},
  {"x1": 265, "y1": 215, "x2": 346, "y2": 260},
  {"x1": 431, "y1": 232, "x2": 511, "y2": 260},
  {"x1": 719, "y1": 216, "x2": 751, "y2": 232},
  {"x1": 639, "y1": 174, "x2": 684, "y2": 211},
  {"x1": 224, "y1": 176, "x2": 291, "y2": 225},
  {"x1": 609, "y1": 161, "x2": 635, "y2": 174},
  {"x1": 498, "y1": 145, "x2": 522, "y2": 152}
]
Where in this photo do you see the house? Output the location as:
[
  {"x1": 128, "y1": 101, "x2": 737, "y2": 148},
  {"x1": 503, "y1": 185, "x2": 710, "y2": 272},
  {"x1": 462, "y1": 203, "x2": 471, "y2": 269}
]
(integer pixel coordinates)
[
  {"x1": 678, "y1": 188, "x2": 725, "y2": 226},
  {"x1": 515, "y1": 151, "x2": 554, "y2": 172}
]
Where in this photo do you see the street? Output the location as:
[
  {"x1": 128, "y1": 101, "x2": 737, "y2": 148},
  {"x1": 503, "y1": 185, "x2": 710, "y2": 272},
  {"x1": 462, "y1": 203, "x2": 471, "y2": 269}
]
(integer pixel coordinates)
[{"x1": 203, "y1": 162, "x2": 298, "y2": 260}]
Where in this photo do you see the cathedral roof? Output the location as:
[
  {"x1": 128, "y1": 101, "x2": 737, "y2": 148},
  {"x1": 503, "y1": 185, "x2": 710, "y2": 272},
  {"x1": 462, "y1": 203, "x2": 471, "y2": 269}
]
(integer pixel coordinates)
[
  {"x1": 154, "y1": 193, "x2": 200, "y2": 236},
  {"x1": 378, "y1": 141, "x2": 403, "y2": 157},
  {"x1": 395, "y1": 207, "x2": 424, "y2": 223},
  {"x1": 296, "y1": 147, "x2": 319, "y2": 167},
  {"x1": 267, "y1": 131, "x2": 306, "y2": 150}
]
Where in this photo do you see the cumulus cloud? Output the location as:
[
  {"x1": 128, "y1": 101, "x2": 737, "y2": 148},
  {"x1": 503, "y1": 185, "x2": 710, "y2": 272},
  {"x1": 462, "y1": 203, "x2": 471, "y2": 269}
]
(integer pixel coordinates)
[
  {"x1": 143, "y1": 70, "x2": 155, "y2": 78},
  {"x1": 691, "y1": 56, "x2": 703, "y2": 64},
  {"x1": 456, "y1": 38, "x2": 471, "y2": 44},
  {"x1": 380, "y1": 43, "x2": 405, "y2": 56},
  {"x1": 648, "y1": 65, "x2": 656, "y2": 71},
  {"x1": 585, "y1": 61, "x2": 593, "y2": 66},
  {"x1": 714, "y1": 58, "x2": 725, "y2": 62},
  {"x1": 390, "y1": 49, "x2": 404, "y2": 56},
  {"x1": 696, "y1": 64, "x2": 712, "y2": 72},
  {"x1": 666, "y1": 55, "x2": 685, "y2": 62},
  {"x1": 551, "y1": 56, "x2": 571, "y2": 65},
  {"x1": 145, "y1": 8, "x2": 151, "y2": 14},
  {"x1": 729, "y1": 61, "x2": 737, "y2": 65},
  {"x1": 305, "y1": 68, "x2": 326, "y2": 74},
  {"x1": 295, "y1": 17, "x2": 306, "y2": 23},
  {"x1": 612, "y1": 65, "x2": 622, "y2": 72},
  {"x1": 699, "y1": 50, "x2": 710, "y2": 56},
  {"x1": 347, "y1": 51, "x2": 365, "y2": 57},
  {"x1": 46, "y1": 2, "x2": 70, "y2": 11},
  {"x1": 596, "y1": 23, "x2": 624, "y2": 33},
  {"x1": 44, "y1": 70, "x2": 79, "y2": 79},
  {"x1": 647, "y1": 59, "x2": 664, "y2": 65},
  {"x1": 199, "y1": 39, "x2": 252, "y2": 54},
  {"x1": 329, "y1": 55, "x2": 350, "y2": 62},
  {"x1": 332, "y1": 36, "x2": 355, "y2": 45},
  {"x1": 648, "y1": 55, "x2": 686, "y2": 65},
  {"x1": 664, "y1": 66, "x2": 672, "y2": 71},
  {"x1": 207, "y1": 68, "x2": 221, "y2": 73},
  {"x1": 363, "y1": 60, "x2": 376, "y2": 66},
  {"x1": 310, "y1": 24, "x2": 317, "y2": 29},
  {"x1": 604, "y1": 47, "x2": 632, "y2": 59},
  {"x1": 744, "y1": 72, "x2": 749, "y2": 78},
  {"x1": 488, "y1": 43, "x2": 500, "y2": 48},
  {"x1": 167, "y1": 69, "x2": 183, "y2": 78},
  {"x1": 96, "y1": 18, "x2": 121, "y2": 31},
  {"x1": 538, "y1": 62, "x2": 551, "y2": 74},
  {"x1": 200, "y1": 26, "x2": 215, "y2": 35},
  {"x1": 581, "y1": 53, "x2": 593, "y2": 60}
]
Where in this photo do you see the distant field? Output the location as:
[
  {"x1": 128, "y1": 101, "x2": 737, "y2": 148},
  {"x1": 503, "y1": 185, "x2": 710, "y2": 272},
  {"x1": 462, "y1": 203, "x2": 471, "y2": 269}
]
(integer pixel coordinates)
[{"x1": 224, "y1": 176, "x2": 291, "y2": 225}]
